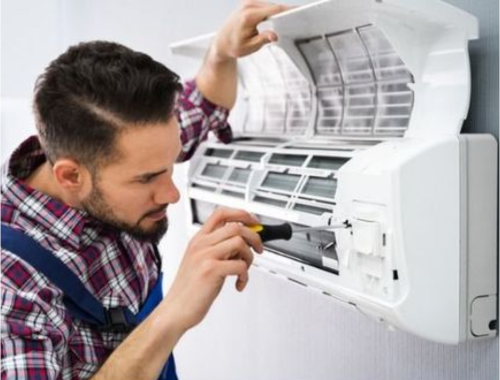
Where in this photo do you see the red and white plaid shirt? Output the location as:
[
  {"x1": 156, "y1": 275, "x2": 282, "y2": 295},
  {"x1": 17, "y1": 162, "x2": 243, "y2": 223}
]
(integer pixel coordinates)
[{"x1": 1, "y1": 80, "x2": 231, "y2": 380}]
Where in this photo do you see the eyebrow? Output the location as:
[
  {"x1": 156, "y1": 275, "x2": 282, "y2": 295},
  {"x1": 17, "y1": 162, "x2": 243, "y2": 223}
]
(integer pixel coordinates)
[{"x1": 133, "y1": 168, "x2": 168, "y2": 181}]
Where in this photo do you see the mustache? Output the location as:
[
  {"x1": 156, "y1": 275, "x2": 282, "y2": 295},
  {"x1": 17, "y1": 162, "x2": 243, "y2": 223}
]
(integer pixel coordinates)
[
  {"x1": 136, "y1": 204, "x2": 169, "y2": 225},
  {"x1": 143, "y1": 205, "x2": 168, "y2": 218}
]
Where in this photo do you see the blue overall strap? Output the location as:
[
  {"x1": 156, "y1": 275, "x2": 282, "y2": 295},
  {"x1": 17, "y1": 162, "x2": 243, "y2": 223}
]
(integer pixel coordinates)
[
  {"x1": 136, "y1": 272, "x2": 178, "y2": 380},
  {"x1": 1, "y1": 224, "x2": 137, "y2": 332}
]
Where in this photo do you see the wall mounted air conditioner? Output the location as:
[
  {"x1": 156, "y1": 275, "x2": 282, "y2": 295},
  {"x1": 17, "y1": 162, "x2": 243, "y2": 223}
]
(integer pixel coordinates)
[{"x1": 171, "y1": 0, "x2": 498, "y2": 344}]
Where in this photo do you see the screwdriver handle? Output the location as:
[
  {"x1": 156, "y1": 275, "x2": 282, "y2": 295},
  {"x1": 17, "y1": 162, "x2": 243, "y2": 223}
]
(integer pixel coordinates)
[{"x1": 249, "y1": 223, "x2": 293, "y2": 242}]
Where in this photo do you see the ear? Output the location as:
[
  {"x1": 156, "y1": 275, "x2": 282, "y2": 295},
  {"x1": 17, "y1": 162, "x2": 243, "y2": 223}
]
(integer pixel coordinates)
[{"x1": 52, "y1": 159, "x2": 90, "y2": 193}]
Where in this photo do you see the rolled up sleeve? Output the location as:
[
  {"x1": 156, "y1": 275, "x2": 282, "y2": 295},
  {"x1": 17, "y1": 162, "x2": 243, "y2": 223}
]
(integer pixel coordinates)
[{"x1": 175, "y1": 79, "x2": 233, "y2": 162}]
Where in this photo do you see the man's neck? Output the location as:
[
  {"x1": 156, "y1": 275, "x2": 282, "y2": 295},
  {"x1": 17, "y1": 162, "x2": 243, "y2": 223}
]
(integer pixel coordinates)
[{"x1": 25, "y1": 161, "x2": 67, "y2": 204}]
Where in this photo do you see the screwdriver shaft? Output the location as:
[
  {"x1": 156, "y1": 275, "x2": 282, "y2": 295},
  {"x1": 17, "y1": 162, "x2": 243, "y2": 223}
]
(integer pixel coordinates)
[
  {"x1": 249, "y1": 220, "x2": 351, "y2": 242},
  {"x1": 293, "y1": 224, "x2": 349, "y2": 233}
]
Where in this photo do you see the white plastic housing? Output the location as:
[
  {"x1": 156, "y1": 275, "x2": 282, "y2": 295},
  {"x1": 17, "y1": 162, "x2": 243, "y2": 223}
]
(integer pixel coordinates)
[{"x1": 171, "y1": 0, "x2": 497, "y2": 344}]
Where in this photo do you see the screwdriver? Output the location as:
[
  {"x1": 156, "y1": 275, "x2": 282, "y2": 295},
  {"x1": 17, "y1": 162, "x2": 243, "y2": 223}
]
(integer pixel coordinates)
[{"x1": 248, "y1": 221, "x2": 350, "y2": 243}]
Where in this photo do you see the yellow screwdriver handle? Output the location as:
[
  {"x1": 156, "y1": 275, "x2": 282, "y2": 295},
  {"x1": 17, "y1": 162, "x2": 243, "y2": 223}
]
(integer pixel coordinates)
[
  {"x1": 248, "y1": 223, "x2": 292, "y2": 242},
  {"x1": 248, "y1": 225, "x2": 264, "y2": 233}
]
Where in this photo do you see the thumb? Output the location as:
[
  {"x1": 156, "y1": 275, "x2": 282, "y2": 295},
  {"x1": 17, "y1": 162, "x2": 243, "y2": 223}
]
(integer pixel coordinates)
[{"x1": 245, "y1": 30, "x2": 278, "y2": 55}]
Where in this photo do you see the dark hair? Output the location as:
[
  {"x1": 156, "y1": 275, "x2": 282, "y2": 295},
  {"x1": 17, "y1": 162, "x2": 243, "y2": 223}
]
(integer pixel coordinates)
[{"x1": 33, "y1": 41, "x2": 183, "y2": 168}]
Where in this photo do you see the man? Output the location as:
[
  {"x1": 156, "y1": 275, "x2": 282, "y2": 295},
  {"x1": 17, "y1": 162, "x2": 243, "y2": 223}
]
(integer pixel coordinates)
[{"x1": 1, "y1": 2, "x2": 287, "y2": 379}]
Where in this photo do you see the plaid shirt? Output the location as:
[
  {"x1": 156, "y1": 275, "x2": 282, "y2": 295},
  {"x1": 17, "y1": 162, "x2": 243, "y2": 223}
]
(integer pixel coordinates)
[{"x1": 1, "y1": 80, "x2": 231, "y2": 380}]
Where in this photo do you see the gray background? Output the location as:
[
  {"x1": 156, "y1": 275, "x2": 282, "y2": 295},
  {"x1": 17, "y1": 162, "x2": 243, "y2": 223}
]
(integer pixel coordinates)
[
  {"x1": 455, "y1": 0, "x2": 499, "y2": 140},
  {"x1": 1, "y1": 1, "x2": 498, "y2": 379}
]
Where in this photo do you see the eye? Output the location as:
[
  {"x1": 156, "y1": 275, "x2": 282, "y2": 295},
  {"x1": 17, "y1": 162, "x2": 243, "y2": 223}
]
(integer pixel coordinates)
[{"x1": 138, "y1": 176, "x2": 154, "y2": 184}]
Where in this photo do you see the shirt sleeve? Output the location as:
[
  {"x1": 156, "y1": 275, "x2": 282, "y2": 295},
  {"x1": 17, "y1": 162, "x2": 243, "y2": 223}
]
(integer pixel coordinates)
[
  {"x1": 175, "y1": 79, "x2": 233, "y2": 162},
  {"x1": 1, "y1": 253, "x2": 69, "y2": 380}
]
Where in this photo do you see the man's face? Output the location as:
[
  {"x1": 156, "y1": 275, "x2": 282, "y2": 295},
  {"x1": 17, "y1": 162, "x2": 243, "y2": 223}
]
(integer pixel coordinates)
[{"x1": 81, "y1": 118, "x2": 182, "y2": 244}]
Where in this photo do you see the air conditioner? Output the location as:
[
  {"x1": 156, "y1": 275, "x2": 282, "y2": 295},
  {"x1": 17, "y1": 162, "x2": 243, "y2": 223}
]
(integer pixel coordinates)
[{"x1": 171, "y1": 0, "x2": 498, "y2": 344}]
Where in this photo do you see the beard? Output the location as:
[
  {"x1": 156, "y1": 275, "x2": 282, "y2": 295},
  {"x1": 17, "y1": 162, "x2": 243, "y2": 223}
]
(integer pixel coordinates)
[{"x1": 81, "y1": 182, "x2": 168, "y2": 245}]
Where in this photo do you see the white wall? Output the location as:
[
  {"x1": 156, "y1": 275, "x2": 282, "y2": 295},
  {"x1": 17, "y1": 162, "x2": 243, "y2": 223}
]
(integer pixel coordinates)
[
  {"x1": 2, "y1": 1, "x2": 498, "y2": 380},
  {"x1": 1, "y1": 0, "x2": 64, "y2": 161}
]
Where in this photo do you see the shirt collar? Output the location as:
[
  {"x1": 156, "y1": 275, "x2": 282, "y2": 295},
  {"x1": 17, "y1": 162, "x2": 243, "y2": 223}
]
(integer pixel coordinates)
[{"x1": 2, "y1": 136, "x2": 89, "y2": 249}]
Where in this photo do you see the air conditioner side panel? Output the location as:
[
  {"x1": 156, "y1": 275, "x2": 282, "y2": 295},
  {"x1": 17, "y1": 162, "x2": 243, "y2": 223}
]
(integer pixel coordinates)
[
  {"x1": 461, "y1": 134, "x2": 498, "y2": 339},
  {"x1": 335, "y1": 137, "x2": 461, "y2": 343}
]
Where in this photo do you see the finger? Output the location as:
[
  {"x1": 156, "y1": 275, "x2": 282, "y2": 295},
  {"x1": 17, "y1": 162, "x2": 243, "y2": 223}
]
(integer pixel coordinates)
[
  {"x1": 201, "y1": 207, "x2": 260, "y2": 234},
  {"x1": 216, "y1": 259, "x2": 249, "y2": 291},
  {"x1": 236, "y1": 268, "x2": 249, "y2": 291},
  {"x1": 241, "y1": 0, "x2": 282, "y2": 10},
  {"x1": 210, "y1": 235, "x2": 255, "y2": 268},
  {"x1": 244, "y1": 3, "x2": 290, "y2": 24},
  {"x1": 243, "y1": 30, "x2": 278, "y2": 55},
  {"x1": 205, "y1": 222, "x2": 264, "y2": 253}
]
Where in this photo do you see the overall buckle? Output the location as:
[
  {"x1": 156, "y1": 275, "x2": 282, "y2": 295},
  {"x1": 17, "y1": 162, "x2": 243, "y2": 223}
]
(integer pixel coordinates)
[{"x1": 99, "y1": 307, "x2": 136, "y2": 333}]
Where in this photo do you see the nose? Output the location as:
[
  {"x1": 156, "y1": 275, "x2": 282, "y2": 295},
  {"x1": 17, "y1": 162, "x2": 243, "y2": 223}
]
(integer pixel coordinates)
[{"x1": 153, "y1": 176, "x2": 180, "y2": 205}]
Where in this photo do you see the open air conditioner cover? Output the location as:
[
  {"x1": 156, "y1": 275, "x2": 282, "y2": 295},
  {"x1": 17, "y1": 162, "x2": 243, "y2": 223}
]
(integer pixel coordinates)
[{"x1": 171, "y1": 0, "x2": 498, "y2": 345}]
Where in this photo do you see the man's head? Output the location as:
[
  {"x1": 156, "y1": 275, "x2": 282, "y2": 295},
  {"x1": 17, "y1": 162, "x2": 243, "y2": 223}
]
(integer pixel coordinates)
[{"x1": 33, "y1": 41, "x2": 183, "y2": 243}]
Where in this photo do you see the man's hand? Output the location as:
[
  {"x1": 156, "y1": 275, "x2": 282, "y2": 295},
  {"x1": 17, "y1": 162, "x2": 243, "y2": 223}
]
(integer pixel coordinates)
[
  {"x1": 162, "y1": 208, "x2": 264, "y2": 332},
  {"x1": 210, "y1": 0, "x2": 289, "y2": 62},
  {"x1": 196, "y1": 1, "x2": 290, "y2": 109},
  {"x1": 91, "y1": 208, "x2": 263, "y2": 380}
]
